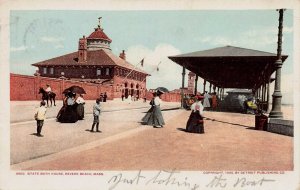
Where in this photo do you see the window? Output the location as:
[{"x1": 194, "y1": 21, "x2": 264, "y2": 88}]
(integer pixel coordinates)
[
  {"x1": 50, "y1": 68, "x2": 54, "y2": 75},
  {"x1": 97, "y1": 69, "x2": 101, "y2": 76},
  {"x1": 106, "y1": 68, "x2": 110, "y2": 75},
  {"x1": 43, "y1": 67, "x2": 47, "y2": 74}
]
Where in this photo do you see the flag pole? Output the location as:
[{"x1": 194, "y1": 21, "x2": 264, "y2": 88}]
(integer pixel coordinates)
[
  {"x1": 123, "y1": 58, "x2": 144, "y2": 81},
  {"x1": 141, "y1": 61, "x2": 161, "y2": 83}
]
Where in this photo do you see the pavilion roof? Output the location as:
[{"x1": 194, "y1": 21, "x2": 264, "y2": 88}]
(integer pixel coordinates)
[{"x1": 168, "y1": 46, "x2": 288, "y2": 90}]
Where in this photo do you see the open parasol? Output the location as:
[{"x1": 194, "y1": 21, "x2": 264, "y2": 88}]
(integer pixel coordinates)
[
  {"x1": 63, "y1": 85, "x2": 86, "y2": 94},
  {"x1": 155, "y1": 87, "x2": 169, "y2": 94}
]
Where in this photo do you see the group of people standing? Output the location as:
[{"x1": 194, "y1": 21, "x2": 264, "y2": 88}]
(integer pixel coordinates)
[
  {"x1": 121, "y1": 93, "x2": 140, "y2": 102},
  {"x1": 57, "y1": 92, "x2": 86, "y2": 123},
  {"x1": 203, "y1": 91, "x2": 218, "y2": 110},
  {"x1": 34, "y1": 85, "x2": 207, "y2": 137},
  {"x1": 34, "y1": 85, "x2": 109, "y2": 137}
]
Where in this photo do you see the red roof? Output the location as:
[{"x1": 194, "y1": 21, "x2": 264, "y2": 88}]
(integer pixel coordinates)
[
  {"x1": 87, "y1": 28, "x2": 112, "y2": 42},
  {"x1": 32, "y1": 49, "x2": 149, "y2": 75}
]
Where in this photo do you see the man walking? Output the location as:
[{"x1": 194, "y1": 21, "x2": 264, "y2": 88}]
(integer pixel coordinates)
[
  {"x1": 91, "y1": 98, "x2": 101, "y2": 132},
  {"x1": 34, "y1": 101, "x2": 47, "y2": 137}
]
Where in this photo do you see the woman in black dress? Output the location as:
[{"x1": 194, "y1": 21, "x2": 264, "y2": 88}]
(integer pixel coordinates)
[
  {"x1": 57, "y1": 92, "x2": 78, "y2": 123},
  {"x1": 186, "y1": 95, "x2": 205, "y2": 133}
]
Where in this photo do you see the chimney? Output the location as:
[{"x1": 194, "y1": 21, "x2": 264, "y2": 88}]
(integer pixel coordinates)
[
  {"x1": 119, "y1": 50, "x2": 126, "y2": 60},
  {"x1": 78, "y1": 35, "x2": 87, "y2": 63}
]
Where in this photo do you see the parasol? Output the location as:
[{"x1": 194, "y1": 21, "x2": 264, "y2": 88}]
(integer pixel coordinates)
[
  {"x1": 155, "y1": 87, "x2": 169, "y2": 94},
  {"x1": 63, "y1": 86, "x2": 86, "y2": 94}
]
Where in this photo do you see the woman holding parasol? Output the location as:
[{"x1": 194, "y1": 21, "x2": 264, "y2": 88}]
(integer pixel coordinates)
[{"x1": 141, "y1": 88, "x2": 167, "y2": 128}]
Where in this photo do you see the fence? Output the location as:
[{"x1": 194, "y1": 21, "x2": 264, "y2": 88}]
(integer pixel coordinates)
[
  {"x1": 145, "y1": 91, "x2": 181, "y2": 102},
  {"x1": 10, "y1": 73, "x2": 113, "y2": 101},
  {"x1": 10, "y1": 73, "x2": 181, "y2": 102}
]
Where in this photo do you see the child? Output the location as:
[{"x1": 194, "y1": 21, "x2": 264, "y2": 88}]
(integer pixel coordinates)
[
  {"x1": 91, "y1": 98, "x2": 101, "y2": 132},
  {"x1": 34, "y1": 101, "x2": 47, "y2": 137}
]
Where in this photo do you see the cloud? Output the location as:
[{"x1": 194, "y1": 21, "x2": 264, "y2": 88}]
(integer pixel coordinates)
[
  {"x1": 211, "y1": 37, "x2": 233, "y2": 46},
  {"x1": 126, "y1": 43, "x2": 183, "y2": 90},
  {"x1": 39, "y1": 36, "x2": 65, "y2": 49},
  {"x1": 10, "y1": 45, "x2": 28, "y2": 52},
  {"x1": 196, "y1": 26, "x2": 292, "y2": 49},
  {"x1": 54, "y1": 44, "x2": 64, "y2": 49},
  {"x1": 39, "y1": 36, "x2": 64, "y2": 43}
]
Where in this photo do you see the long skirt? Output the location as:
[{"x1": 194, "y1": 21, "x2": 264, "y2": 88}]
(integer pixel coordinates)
[
  {"x1": 57, "y1": 105, "x2": 78, "y2": 123},
  {"x1": 76, "y1": 104, "x2": 84, "y2": 120},
  {"x1": 186, "y1": 111, "x2": 204, "y2": 133},
  {"x1": 142, "y1": 106, "x2": 165, "y2": 126}
]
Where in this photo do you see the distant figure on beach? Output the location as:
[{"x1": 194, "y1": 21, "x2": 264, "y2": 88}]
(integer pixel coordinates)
[
  {"x1": 34, "y1": 101, "x2": 47, "y2": 137},
  {"x1": 76, "y1": 94, "x2": 85, "y2": 120},
  {"x1": 103, "y1": 92, "x2": 107, "y2": 102},
  {"x1": 141, "y1": 91, "x2": 165, "y2": 128},
  {"x1": 121, "y1": 93, "x2": 125, "y2": 101},
  {"x1": 203, "y1": 91, "x2": 211, "y2": 109},
  {"x1": 91, "y1": 98, "x2": 101, "y2": 133},
  {"x1": 186, "y1": 95, "x2": 204, "y2": 133}
]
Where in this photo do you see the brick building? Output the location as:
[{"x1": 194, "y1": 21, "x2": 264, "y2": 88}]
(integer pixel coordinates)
[
  {"x1": 170, "y1": 71, "x2": 199, "y2": 95},
  {"x1": 32, "y1": 18, "x2": 149, "y2": 99}
]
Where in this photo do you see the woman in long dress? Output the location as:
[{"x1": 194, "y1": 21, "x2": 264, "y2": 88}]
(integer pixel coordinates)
[
  {"x1": 76, "y1": 94, "x2": 85, "y2": 120},
  {"x1": 57, "y1": 92, "x2": 78, "y2": 123},
  {"x1": 203, "y1": 91, "x2": 211, "y2": 109},
  {"x1": 186, "y1": 95, "x2": 205, "y2": 133},
  {"x1": 142, "y1": 92, "x2": 165, "y2": 128}
]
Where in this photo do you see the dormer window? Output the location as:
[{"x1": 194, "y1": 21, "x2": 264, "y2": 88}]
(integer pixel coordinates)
[{"x1": 106, "y1": 68, "x2": 109, "y2": 75}]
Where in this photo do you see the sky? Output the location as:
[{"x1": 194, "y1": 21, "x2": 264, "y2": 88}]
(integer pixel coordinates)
[{"x1": 10, "y1": 10, "x2": 294, "y2": 104}]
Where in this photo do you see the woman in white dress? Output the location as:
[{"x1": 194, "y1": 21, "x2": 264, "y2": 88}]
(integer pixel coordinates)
[{"x1": 203, "y1": 91, "x2": 211, "y2": 109}]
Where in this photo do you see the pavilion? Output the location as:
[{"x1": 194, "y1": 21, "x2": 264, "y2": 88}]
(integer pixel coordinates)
[{"x1": 168, "y1": 45, "x2": 288, "y2": 111}]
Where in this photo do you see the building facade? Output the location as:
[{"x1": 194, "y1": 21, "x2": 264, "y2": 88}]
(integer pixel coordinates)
[
  {"x1": 32, "y1": 18, "x2": 149, "y2": 99},
  {"x1": 170, "y1": 71, "x2": 199, "y2": 95}
]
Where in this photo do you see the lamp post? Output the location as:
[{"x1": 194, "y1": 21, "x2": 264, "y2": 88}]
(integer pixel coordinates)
[
  {"x1": 194, "y1": 75, "x2": 198, "y2": 95},
  {"x1": 269, "y1": 9, "x2": 285, "y2": 119},
  {"x1": 181, "y1": 66, "x2": 186, "y2": 108}
]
